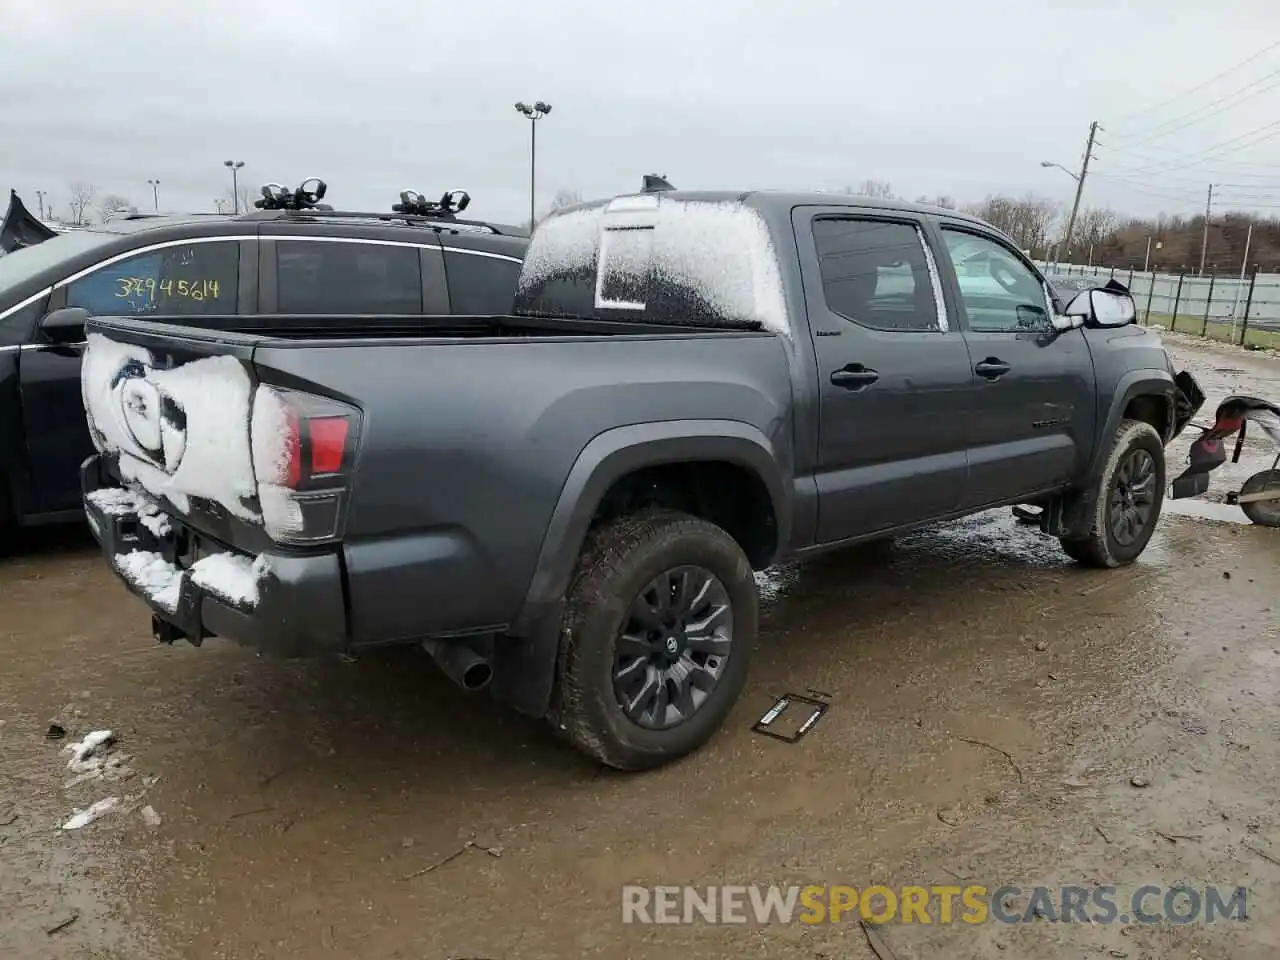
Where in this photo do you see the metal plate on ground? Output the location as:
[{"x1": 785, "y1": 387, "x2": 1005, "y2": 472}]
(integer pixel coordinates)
[{"x1": 751, "y1": 693, "x2": 829, "y2": 744}]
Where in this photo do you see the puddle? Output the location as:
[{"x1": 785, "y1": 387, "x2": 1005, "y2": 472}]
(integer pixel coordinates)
[{"x1": 1163, "y1": 498, "x2": 1253, "y2": 525}]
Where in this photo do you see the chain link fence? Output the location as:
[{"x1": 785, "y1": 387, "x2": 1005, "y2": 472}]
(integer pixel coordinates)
[{"x1": 1035, "y1": 262, "x2": 1280, "y2": 350}]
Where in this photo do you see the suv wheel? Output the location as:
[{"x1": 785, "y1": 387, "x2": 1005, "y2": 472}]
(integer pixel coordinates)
[
  {"x1": 555, "y1": 510, "x2": 757, "y2": 770},
  {"x1": 1060, "y1": 418, "x2": 1165, "y2": 568}
]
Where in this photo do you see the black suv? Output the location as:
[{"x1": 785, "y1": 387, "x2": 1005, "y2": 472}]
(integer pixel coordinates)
[{"x1": 0, "y1": 187, "x2": 528, "y2": 541}]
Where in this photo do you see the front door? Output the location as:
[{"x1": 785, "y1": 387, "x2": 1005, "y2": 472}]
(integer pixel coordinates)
[
  {"x1": 935, "y1": 226, "x2": 1097, "y2": 508},
  {"x1": 797, "y1": 210, "x2": 973, "y2": 542}
]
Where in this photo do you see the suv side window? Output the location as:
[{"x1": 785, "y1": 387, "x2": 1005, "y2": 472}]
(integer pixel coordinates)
[
  {"x1": 940, "y1": 230, "x2": 1049, "y2": 333},
  {"x1": 278, "y1": 240, "x2": 421, "y2": 314},
  {"x1": 813, "y1": 217, "x2": 942, "y2": 332},
  {"x1": 442, "y1": 249, "x2": 521, "y2": 314},
  {"x1": 67, "y1": 241, "x2": 239, "y2": 316}
]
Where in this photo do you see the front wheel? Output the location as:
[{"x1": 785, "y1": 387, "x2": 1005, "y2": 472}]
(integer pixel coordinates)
[
  {"x1": 1060, "y1": 418, "x2": 1166, "y2": 568},
  {"x1": 1240, "y1": 470, "x2": 1280, "y2": 527},
  {"x1": 554, "y1": 511, "x2": 757, "y2": 771}
]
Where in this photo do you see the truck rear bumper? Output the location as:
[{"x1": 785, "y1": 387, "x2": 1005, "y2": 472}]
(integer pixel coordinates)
[{"x1": 81, "y1": 455, "x2": 348, "y2": 657}]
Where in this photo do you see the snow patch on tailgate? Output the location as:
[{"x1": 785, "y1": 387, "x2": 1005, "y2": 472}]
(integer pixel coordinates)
[{"x1": 82, "y1": 332, "x2": 262, "y2": 521}]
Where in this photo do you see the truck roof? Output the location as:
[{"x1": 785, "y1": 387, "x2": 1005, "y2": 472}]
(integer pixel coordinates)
[{"x1": 642, "y1": 188, "x2": 991, "y2": 227}]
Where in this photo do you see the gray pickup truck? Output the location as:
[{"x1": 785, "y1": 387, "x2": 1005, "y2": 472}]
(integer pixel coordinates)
[{"x1": 81, "y1": 189, "x2": 1203, "y2": 770}]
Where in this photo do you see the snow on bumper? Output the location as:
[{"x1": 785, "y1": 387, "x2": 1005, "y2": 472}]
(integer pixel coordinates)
[
  {"x1": 114, "y1": 548, "x2": 269, "y2": 614},
  {"x1": 82, "y1": 456, "x2": 350, "y2": 657}
]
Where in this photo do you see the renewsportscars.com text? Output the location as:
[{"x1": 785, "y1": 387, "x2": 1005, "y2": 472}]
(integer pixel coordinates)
[{"x1": 621, "y1": 884, "x2": 1248, "y2": 925}]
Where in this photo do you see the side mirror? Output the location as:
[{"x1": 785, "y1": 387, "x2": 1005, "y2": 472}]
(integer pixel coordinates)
[
  {"x1": 1058, "y1": 289, "x2": 1135, "y2": 328},
  {"x1": 1090, "y1": 289, "x2": 1136, "y2": 327},
  {"x1": 39, "y1": 306, "x2": 90, "y2": 343}
]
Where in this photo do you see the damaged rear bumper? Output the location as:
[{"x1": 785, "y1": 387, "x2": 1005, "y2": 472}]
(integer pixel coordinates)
[{"x1": 81, "y1": 455, "x2": 348, "y2": 657}]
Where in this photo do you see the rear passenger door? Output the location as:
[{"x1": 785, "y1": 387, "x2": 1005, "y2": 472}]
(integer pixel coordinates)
[
  {"x1": 794, "y1": 207, "x2": 973, "y2": 542},
  {"x1": 258, "y1": 226, "x2": 447, "y2": 318}
]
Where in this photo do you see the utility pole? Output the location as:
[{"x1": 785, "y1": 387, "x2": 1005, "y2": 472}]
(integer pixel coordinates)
[
  {"x1": 35, "y1": 190, "x2": 47, "y2": 221},
  {"x1": 1199, "y1": 183, "x2": 1214, "y2": 276},
  {"x1": 1062, "y1": 120, "x2": 1097, "y2": 259}
]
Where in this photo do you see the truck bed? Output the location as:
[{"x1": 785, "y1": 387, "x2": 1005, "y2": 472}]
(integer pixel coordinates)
[{"x1": 100, "y1": 312, "x2": 765, "y2": 346}]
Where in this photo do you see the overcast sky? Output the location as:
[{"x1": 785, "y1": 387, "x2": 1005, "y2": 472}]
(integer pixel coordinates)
[{"x1": 3, "y1": 0, "x2": 1279, "y2": 225}]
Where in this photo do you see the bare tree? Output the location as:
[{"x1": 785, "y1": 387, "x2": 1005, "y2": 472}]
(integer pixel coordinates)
[
  {"x1": 856, "y1": 179, "x2": 895, "y2": 200},
  {"x1": 1072, "y1": 207, "x2": 1120, "y2": 254},
  {"x1": 967, "y1": 193, "x2": 1060, "y2": 256},
  {"x1": 216, "y1": 186, "x2": 257, "y2": 215},
  {"x1": 68, "y1": 182, "x2": 98, "y2": 225},
  {"x1": 98, "y1": 194, "x2": 133, "y2": 220},
  {"x1": 915, "y1": 194, "x2": 957, "y2": 210}
]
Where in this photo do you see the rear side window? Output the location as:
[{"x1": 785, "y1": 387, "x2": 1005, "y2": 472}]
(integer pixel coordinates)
[
  {"x1": 278, "y1": 240, "x2": 421, "y2": 314},
  {"x1": 67, "y1": 241, "x2": 239, "y2": 317},
  {"x1": 813, "y1": 218, "x2": 941, "y2": 332},
  {"x1": 443, "y1": 249, "x2": 521, "y2": 314}
]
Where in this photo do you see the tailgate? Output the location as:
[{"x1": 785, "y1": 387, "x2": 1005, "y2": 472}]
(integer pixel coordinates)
[
  {"x1": 81, "y1": 320, "x2": 348, "y2": 552},
  {"x1": 83, "y1": 317, "x2": 262, "y2": 520}
]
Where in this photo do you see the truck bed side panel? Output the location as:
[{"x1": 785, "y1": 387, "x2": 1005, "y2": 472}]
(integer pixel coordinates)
[{"x1": 250, "y1": 333, "x2": 792, "y2": 644}]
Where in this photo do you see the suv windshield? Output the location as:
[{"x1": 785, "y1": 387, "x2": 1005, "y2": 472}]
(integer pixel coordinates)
[{"x1": 0, "y1": 230, "x2": 118, "y2": 302}]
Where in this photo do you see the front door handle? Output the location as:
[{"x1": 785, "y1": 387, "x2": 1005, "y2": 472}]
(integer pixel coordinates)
[
  {"x1": 975, "y1": 358, "x2": 1011, "y2": 381},
  {"x1": 830, "y1": 364, "x2": 879, "y2": 390}
]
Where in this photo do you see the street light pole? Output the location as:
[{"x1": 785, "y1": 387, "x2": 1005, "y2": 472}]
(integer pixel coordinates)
[
  {"x1": 35, "y1": 190, "x2": 47, "y2": 221},
  {"x1": 223, "y1": 160, "x2": 245, "y2": 214},
  {"x1": 147, "y1": 179, "x2": 160, "y2": 211},
  {"x1": 514, "y1": 101, "x2": 552, "y2": 232}
]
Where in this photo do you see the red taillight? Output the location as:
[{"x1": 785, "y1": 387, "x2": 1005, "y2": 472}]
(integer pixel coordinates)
[{"x1": 309, "y1": 417, "x2": 350, "y2": 475}]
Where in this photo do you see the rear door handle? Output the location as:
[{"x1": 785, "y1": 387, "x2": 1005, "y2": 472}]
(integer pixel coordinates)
[
  {"x1": 830, "y1": 364, "x2": 879, "y2": 390},
  {"x1": 974, "y1": 358, "x2": 1011, "y2": 381}
]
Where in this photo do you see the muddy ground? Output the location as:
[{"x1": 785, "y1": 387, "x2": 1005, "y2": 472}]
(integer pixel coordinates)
[{"x1": 2, "y1": 337, "x2": 1278, "y2": 960}]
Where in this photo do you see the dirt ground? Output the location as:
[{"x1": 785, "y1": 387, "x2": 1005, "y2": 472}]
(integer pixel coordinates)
[{"x1": 2, "y1": 337, "x2": 1278, "y2": 960}]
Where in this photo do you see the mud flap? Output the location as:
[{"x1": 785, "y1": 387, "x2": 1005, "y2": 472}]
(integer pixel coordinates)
[{"x1": 1038, "y1": 488, "x2": 1093, "y2": 538}]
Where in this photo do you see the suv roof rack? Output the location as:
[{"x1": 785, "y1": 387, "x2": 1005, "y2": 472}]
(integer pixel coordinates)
[
  {"x1": 238, "y1": 180, "x2": 509, "y2": 234},
  {"x1": 239, "y1": 208, "x2": 508, "y2": 235}
]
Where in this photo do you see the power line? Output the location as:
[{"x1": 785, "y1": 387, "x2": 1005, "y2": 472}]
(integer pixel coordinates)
[
  {"x1": 1108, "y1": 67, "x2": 1280, "y2": 145},
  {"x1": 1097, "y1": 119, "x2": 1280, "y2": 176},
  {"x1": 1107, "y1": 38, "x2": 1280, "y2": 127},
  {"x1": 1094, "y1": 142, "x2": 1280, "y2": 174}
]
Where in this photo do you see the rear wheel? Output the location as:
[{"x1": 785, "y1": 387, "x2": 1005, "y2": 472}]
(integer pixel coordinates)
[
  {"x1": 1240, "y1": 470, "x2": 1280, "y2": 527},
  {"x1": 555, "y1": 510, "x2": 757, "y2": 771},
  {"x1": 1060, "y1": 418, "x2": 1166, "y2": 568}
]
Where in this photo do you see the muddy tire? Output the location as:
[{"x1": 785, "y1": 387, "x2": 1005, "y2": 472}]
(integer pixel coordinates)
[
  {"x1": 1240, "y1": 470, "x2": 1280, "y2": 527},
  {"x1": 1060, "y1": 418, "x2": 1166, "y2": 568},
  {"x1": 554, "y1": 510, "x2": 757, "y2": 771}
]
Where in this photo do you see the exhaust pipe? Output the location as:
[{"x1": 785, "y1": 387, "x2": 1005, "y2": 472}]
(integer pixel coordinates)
[{"x1": 422, "y1": 639, "x2": 493, "y2": 692}]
